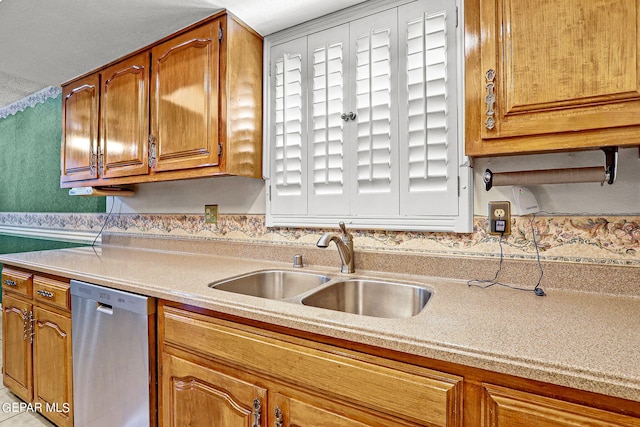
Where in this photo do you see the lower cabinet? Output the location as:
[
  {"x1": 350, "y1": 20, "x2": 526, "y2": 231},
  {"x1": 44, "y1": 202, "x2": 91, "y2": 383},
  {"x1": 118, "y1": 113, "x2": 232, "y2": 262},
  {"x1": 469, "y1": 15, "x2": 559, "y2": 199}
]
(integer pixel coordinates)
[
  {"x1": 32, "y1": 306, "x2": 73, "y2": 425},
  {"x1": 481, "y1": 384, "x2": 640, "y2": 427},
  {"x1": 162, "y1": 353, "x2": 267, "y2": 427},
  {"x1": 159, "y1": 302, "x2": 464, "y2": 427},
  {"x1": 2, "y1": 293, "x2": 33, "y2": 402},
  {"x1": 270, "y1": 387, "x2": 409, "y2": 427},
  {"x1": 159, "y1": 301, "x2": 640, "y2": 427},
  {"x1": 2, "y1": 268, "x2": 73, "y2": 427}
]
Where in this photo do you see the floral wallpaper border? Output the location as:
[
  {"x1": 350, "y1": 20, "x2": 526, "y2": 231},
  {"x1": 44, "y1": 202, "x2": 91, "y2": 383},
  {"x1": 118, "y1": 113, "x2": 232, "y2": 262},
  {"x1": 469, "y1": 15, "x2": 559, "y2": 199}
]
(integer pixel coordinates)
[
  {"x1": 0, "y1": 212, "x2": 638, "y2": 266},
  {"x1": 0, "y1": 86, "x2": 61, "y2": 119}
]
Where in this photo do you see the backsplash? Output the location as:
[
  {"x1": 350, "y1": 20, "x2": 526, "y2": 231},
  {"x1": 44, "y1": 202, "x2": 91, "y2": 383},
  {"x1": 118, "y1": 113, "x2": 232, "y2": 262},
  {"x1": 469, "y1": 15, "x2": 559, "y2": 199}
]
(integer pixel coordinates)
[{"x1": 0, "y1": 212, "x2": 638, "y2": 266}]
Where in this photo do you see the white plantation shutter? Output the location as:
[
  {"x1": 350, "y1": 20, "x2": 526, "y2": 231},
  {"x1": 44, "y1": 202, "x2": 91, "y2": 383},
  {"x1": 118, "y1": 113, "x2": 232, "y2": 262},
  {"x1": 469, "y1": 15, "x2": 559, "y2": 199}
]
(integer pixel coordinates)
[
  {"x1": 399, "y1": 0, "x2": 459, "y2": 216},
  {"x1": 266, "y1": 0, "x2": 472, "y2": 231},
  {"x1": 350, "y1": 9, "x2": 399, "y2": 216},
  {"x1": 308, "y1": 25, "x2": 350, "y2": 215},
  {"x1": 271, "y1": 38, "x2": 308, "y2": 215}
]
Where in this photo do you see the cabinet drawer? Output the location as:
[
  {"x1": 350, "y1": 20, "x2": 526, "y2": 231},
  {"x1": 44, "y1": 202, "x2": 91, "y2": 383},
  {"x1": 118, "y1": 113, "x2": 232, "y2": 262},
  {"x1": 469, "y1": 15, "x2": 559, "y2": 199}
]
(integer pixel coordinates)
[
  {"x1": 2, "y1": 268, "x2": 33, "y2": 298},
  {"x1": 163, "y1": 306, "x2": 462, "y2": 427},
  {"x1": 481, "y1": 383, "x2": 640, "y2": 427},
  {"x1": 33, "y1": 277, "x2": 71, "y2": 310}
]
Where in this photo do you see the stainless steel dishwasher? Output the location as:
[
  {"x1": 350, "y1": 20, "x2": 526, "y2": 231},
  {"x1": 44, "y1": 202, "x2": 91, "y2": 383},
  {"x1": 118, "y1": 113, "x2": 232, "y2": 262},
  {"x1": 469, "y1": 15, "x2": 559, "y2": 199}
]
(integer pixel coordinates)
[{"x1": 71, "y1": 280, "x2": 156, "y2": 427}]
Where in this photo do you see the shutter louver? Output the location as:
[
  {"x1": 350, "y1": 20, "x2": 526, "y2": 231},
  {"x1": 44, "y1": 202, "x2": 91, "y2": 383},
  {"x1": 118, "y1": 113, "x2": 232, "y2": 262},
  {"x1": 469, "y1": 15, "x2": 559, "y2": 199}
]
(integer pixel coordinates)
[
  {"x1": 355, "y1": 27, "x2": 393, "y2": 194},
  {"x1": 274, "y1": 53, "x2": 304, "y2": 197},
  {"x1": 399, "y1": 1, "x2": 460, "y2": 218},
  {"x1": 312, "y1": 41, "x2": 345, "y2": 196},
  {"x1": 407, "y1": 11, "x2": 448, "y2": 192}
]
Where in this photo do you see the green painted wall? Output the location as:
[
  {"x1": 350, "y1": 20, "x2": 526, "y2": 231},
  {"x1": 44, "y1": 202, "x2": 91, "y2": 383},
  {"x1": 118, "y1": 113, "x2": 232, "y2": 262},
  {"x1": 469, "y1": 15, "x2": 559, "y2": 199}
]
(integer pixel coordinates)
[{"x1": 0, "y1": 95, "x2": 105, "y2": 212}]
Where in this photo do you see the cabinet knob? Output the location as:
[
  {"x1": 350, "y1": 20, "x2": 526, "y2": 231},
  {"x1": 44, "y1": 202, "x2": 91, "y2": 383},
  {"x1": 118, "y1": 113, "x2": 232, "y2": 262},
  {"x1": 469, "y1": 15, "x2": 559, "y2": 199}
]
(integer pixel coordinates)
[
  {"x1": 3, "y1": 279, "x2": 17, "y2": 287},
  {"x1": 341, "y1": 112, "x2": 357, "y2": 122}
]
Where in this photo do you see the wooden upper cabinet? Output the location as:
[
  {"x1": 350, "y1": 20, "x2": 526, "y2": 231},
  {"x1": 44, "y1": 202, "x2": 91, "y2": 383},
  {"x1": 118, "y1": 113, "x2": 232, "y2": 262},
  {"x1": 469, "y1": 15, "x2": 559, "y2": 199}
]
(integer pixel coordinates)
[
  {"x1": 60, "y1": 11, "x2": 262, "y2": 188},
  {"x1": 61, "y1": 74, "x2": 99, "y2": 183},
  {"x1": 100, "y1": 52, "x2": 150, "y2": 179},
  {"x1": 151, "y1": 21, "x2": 220, "y2": 172},
  {"x1": 466, "y1": 0, "x2": 640, "y2": 156}
]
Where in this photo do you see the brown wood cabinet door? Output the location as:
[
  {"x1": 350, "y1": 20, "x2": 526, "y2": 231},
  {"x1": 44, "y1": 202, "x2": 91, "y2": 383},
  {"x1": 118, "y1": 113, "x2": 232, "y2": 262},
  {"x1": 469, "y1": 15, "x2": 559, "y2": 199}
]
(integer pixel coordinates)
[
  {"x1": 61, "y1": 73, "x2": 100, "y2": 183},
  {"x1": 162, "y1": 353, "x2": 267, "y2": 427},
  {"x1": 468, "y1": 0, "x2": 640, "y2": 155},
  {"x1": 2, "y1": 294, "x2": 33, "y2": 403},
  {"x1": 163, "y1": 305, "x2": 462, "y2": 427},
  {"x1": 32, "y1": 306, "x2": 73, "y2": 427},
  {"x1": 481, "y1": 384, "x2": 640, "y2": 427},
  {"x1": 100, "y1": 52, "x2": 150, "y2": 179},
  {"x1": 150, "y1": 20, "x2": 221, "y2": 173},
  {"x1": 273, "y1": 392, "x2": 418, "y2": 427}
]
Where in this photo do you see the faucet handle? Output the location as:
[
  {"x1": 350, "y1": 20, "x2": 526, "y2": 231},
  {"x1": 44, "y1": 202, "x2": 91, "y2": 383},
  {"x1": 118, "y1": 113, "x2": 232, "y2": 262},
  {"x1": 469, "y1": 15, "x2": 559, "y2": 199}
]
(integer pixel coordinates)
[
  {"x1": 339, "y1": 221, "x2": 347, "y2": 234},
  {"x1": 338, "y1": 221, "x2": 352, "y2": 242}
]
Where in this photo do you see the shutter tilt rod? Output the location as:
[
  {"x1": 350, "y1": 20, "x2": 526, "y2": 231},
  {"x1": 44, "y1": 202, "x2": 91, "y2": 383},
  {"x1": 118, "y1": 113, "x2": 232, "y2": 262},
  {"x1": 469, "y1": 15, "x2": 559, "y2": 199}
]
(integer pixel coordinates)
[{"x1": 483, "y1": 147, "x2": 618, "y2": 191}]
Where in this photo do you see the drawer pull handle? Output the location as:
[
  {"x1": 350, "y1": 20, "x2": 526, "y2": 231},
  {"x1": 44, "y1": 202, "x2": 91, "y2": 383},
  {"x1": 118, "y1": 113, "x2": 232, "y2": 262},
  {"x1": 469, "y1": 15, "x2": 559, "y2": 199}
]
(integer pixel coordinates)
[
  {"x1": 3, "y1": 279, "x2": 17, "y2": 287},
  {"x1": 37, "y1": 290, "x2": 54, "y2": 298}
]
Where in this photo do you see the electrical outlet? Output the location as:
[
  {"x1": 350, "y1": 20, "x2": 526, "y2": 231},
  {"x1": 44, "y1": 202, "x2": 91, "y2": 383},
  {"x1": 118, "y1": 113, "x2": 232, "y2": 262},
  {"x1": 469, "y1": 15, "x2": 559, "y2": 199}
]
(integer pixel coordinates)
[
  {"x1": 204, "y1": 205, "x2": 218, "y2": 224},
  {"x1": 488, "y1": 201, "x2": 511, "y2": 235}
]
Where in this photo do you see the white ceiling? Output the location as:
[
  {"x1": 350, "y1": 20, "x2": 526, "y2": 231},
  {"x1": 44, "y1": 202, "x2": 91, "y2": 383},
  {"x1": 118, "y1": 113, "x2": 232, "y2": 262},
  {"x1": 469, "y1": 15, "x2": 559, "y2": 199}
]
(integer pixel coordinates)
[{"x1": 0, "y1": 0, "x2": 365, "y2": 109}]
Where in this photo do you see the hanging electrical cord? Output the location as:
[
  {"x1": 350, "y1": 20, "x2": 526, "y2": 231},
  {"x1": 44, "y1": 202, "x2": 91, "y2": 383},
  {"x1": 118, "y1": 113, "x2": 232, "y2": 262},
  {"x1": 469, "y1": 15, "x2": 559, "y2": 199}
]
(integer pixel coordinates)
[
  {"x1": 467, "y1": 214, "x2": 545, "y2": 296},
  {"x1": 530, "y1": 213, "x2": 545, "y2": 296},
  {"x1": 91, "y1": 200, "x2": 116, "y2": 248}
]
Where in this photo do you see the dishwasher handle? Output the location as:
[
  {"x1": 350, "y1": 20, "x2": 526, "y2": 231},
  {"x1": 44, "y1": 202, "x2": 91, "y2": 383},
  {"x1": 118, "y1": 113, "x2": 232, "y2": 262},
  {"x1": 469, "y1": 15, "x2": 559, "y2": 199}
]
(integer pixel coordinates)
[
  {"x1": 96, "y1": 303, "x2": 114, "y2": 315},
  {"x1": 71, "y1": 280, "x2": 155, "y2": 315}
]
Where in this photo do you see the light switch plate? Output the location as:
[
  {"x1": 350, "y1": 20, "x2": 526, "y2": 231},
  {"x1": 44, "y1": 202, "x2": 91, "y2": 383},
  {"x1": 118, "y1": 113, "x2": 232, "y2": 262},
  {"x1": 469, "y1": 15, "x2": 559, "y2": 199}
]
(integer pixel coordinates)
[
  {"x1": 205, "y1": 205, "x2": 218, "y2": 224},
  {"x1": 488, "y1": 201, "x2": 511, "y2": 235}
]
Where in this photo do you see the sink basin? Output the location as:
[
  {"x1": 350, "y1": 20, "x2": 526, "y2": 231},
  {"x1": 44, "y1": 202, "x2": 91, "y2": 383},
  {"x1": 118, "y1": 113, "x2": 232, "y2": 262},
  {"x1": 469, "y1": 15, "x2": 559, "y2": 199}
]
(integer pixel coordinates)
[
  {"x1": 301, "y1": 279, "x2": 431, "y2": 318},
  {"x1": 209, "y1": 270, "x2": 331, "y2": 299}
]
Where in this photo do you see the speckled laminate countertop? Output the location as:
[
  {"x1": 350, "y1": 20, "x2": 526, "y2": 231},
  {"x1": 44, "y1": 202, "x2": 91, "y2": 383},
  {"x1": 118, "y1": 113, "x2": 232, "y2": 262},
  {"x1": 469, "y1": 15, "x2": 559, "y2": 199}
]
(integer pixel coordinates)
[{"x1": 1, "y1": 243, "x2": 639, "y2": 403}]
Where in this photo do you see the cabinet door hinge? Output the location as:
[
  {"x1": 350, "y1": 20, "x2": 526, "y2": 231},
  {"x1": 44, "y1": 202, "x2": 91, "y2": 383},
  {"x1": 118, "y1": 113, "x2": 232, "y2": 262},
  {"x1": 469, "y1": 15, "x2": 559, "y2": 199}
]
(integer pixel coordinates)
[
  {"x1": 455, "y1": 6, "x2": 459, "y2": 28},
  {"x1": 218, "y1": 143, "x2": 223, "y2": 158},
  {"x1": 457, "y1": 176, "x2": 461, "y2": 197},
  {"x1": 218, "y1": 27, "x2": 223, "y2": 42}
]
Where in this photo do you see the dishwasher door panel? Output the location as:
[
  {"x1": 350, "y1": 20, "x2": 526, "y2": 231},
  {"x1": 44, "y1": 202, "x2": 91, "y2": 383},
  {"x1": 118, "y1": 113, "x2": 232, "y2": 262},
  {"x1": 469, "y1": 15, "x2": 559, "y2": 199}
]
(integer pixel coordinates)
[{"x1": 71, "y1": 280, "x2": 156, "y2": 427}]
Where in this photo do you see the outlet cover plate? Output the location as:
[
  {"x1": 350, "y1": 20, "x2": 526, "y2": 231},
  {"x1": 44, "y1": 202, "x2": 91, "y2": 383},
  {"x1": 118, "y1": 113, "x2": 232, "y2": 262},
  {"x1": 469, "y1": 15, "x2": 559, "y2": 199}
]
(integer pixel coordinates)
[
  {"x1": 488, "y1": 201, "x2": 511, "y2": 235},
  {"x1": 205, "y1": 205, "x2": 218, "y2": 224}
]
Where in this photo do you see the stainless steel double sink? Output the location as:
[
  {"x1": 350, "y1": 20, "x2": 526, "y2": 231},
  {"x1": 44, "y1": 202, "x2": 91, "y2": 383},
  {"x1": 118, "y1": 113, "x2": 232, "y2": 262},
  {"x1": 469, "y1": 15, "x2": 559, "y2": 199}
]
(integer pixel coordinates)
[{"x1": 208, "y1": 270, "x2": 431, "y2": 319}]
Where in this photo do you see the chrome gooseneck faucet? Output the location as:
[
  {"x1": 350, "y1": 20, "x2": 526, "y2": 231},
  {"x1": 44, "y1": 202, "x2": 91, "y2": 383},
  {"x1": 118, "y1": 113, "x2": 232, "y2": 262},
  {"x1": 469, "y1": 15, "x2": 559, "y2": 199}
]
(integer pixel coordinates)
[{"x1": 316, "y1": 222, "x2": 355, "y2": 273}]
